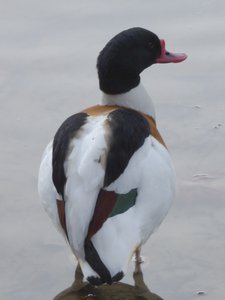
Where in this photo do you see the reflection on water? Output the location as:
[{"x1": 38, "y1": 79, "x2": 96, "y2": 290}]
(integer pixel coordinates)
[{"x1": 54, "y1": 264, "x2": 163, "y2": 300}]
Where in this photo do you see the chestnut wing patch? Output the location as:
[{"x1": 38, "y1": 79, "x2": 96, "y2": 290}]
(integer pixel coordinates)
[{"x1": 87, "y1": 188, "x2": 138, "y2": 240}]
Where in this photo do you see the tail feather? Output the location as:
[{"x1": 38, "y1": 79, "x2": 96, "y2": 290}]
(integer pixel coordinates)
[{"x1": 84, "y1": 239, "x2": 112, "y2": 284}]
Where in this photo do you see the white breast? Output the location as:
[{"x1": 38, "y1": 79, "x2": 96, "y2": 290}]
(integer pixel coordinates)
[{"x1": 101, "y1": 83, "x2": 156, "y2": 119}]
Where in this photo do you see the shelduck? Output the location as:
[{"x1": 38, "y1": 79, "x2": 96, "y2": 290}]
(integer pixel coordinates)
[{"x1": 38, "y1": 27, "x2": 187, "y2": 285}]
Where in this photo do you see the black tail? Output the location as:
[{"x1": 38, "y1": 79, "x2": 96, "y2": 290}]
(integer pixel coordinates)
[
  {"x1": 84, "y1": 239, "x2": 112, "y2": 284},
  {"x1": 84, "y1": 239, "x2": 124, "y2": 285}
]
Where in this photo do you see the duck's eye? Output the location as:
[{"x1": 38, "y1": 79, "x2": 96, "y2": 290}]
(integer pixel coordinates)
[{"x1": 148, "y1": 42, "x2": 155, "y2": 49}]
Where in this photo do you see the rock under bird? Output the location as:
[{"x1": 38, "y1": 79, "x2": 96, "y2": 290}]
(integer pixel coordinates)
[{"x1": 38, "y1": 27, "x2": 187, "y2": 285}]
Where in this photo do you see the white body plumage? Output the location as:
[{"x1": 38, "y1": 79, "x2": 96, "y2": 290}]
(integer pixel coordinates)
[{"x1": 38, "y1": 84, "x2": 176, "y2": 282}]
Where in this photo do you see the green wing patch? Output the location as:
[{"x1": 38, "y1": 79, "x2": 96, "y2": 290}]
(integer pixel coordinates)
[{"x1": 109, "y1": 188, "x2": 137, "y2": 217}]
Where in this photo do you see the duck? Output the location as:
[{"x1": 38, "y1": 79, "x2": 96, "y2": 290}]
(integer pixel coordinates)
[{"x1": 38, "y1": 27, "x2": 187, "y2": 286}]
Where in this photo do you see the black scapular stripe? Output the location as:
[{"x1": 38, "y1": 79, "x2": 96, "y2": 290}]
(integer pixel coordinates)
[
  {"x1": 52, "y1": 112, "x2": 88, "y2": 197},
  {"x1": 104, "y1": 108, "x2": 150, "y2": 187}
]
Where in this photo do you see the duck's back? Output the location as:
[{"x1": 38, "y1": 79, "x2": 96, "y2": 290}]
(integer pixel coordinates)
[{"x1": 38, "y1": 105, "x2": 175, "y2": 284}]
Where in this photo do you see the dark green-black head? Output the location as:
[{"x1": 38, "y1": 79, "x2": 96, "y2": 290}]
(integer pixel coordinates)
[{"x1": 97, "y1": 27, "x2": 187, "y2": 95}]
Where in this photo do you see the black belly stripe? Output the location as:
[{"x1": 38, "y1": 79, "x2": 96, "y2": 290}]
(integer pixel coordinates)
[
  {"x1": 52, "y1": 112, "x2": 88, "y2": 198},
  {"x1": 104, "y1": 108, "x2": 151, "y2": 187}
]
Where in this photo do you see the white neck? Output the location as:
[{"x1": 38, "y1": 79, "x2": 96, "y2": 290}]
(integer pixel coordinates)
[{"x1": 101, "y1": 83, "x2": 156, "y2": 120}]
